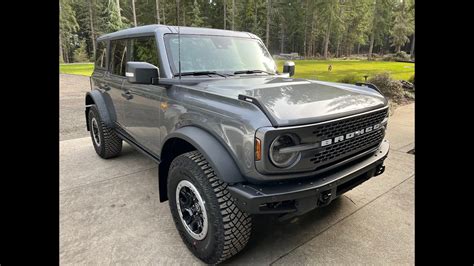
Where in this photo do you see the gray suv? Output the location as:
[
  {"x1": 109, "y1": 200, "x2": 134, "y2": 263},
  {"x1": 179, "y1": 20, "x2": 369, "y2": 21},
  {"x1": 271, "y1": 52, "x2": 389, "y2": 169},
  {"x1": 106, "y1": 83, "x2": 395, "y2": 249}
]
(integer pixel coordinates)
[{"x1": 85, "y1": 25, "x2": 389, "y2": 264}]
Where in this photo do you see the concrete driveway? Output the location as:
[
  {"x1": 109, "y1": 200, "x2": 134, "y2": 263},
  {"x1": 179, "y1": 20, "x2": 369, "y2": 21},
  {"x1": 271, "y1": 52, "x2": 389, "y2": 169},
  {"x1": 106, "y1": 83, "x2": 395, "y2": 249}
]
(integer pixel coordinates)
[{"x1": 60, "y1": 74, "x2": 414, "y2": 264}]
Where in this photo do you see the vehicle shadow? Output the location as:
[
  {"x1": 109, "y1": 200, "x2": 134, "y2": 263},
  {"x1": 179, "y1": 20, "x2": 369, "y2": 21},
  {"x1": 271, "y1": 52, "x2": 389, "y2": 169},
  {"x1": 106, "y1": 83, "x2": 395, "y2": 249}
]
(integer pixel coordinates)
[{"x1": 223, "y1": 196, "x2": 355, "y2": 264}]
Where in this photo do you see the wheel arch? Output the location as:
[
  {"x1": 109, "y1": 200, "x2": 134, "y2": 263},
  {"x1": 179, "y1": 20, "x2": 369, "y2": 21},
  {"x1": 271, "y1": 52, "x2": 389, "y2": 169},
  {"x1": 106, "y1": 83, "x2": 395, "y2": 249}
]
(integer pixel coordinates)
[
  {"x1": 85, "y1": 90, "x2": 116, "y2": 130},
  {"x1": 158, "y1": 126, "x2": 246, "y2": 202}
]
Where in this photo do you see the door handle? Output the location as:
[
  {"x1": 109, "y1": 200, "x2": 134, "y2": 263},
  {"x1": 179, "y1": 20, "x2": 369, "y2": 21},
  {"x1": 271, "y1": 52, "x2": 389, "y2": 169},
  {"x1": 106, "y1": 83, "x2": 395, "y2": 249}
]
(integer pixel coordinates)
[{"x1": 121, "y1": 90, "x2": 133, "y2": 100}]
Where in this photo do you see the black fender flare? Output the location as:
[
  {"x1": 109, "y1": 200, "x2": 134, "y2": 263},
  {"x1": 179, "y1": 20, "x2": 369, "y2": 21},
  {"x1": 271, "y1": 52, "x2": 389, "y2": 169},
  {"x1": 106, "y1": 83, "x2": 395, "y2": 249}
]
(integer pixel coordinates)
[
  {"x1": 162, "y1": 127, "x2": 246, "y2": 185},
  {"x1": 85, "y1": 89, "x2": 116, "y2": 129}
]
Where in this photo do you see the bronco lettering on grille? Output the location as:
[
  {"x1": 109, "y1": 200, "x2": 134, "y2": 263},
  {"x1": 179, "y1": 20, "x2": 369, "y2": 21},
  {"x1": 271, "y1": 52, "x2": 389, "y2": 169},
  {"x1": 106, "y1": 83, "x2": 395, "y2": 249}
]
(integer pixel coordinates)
[{"x1": 320, "y1": 123, "x2": 382, "y2": 147}]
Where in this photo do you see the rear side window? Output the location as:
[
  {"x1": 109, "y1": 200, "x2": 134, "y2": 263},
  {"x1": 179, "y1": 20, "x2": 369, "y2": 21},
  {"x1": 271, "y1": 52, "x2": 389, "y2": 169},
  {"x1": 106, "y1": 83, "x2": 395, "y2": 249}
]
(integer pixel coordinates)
[
  {"x1": 109, "y1": 39, "x2": 128, "y2": 76},
  {"x1": 129, "y1": 37, "x2": 159, "y2": 67},
  {"x1": 95, "y1": 41, "x2": 107, "y2": 69}
]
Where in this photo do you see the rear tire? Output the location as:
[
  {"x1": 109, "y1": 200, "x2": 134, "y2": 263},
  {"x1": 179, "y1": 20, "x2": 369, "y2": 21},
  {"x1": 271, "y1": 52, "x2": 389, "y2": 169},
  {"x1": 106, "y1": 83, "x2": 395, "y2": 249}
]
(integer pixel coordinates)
[
  {"x1": 168, "y1": 151, "x2": 252, "y2": 264},
  {"x1": 88, "y1": 105, "x2": 122, "y2": 158}
]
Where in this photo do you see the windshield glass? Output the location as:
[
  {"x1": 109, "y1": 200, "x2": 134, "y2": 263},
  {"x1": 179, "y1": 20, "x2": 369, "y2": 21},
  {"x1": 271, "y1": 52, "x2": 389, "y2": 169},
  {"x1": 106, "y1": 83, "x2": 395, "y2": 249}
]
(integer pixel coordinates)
[{"x1": 164, "y1": 34, "x2": 277, "y2": 75}]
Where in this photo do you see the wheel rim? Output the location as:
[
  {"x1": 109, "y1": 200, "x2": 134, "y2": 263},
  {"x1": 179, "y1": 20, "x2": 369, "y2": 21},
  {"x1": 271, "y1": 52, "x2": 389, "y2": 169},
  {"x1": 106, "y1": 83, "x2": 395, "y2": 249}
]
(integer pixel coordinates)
[
  {"x1": 91, "y1": 117, "x2": 101, "y2": 147},
  {"x1": 176, "y1": 180, "x2": 208, "y2": 240}
]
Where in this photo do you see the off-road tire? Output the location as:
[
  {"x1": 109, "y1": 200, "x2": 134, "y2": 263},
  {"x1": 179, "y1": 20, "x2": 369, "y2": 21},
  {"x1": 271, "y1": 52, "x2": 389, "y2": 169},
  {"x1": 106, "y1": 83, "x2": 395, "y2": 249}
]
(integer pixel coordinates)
[
  {"x1": 88, "y1": 105, "x2": 122, "y2": 158},
  {"x1": 168, "y1": 150, "x2": 252, "y2": 264}
]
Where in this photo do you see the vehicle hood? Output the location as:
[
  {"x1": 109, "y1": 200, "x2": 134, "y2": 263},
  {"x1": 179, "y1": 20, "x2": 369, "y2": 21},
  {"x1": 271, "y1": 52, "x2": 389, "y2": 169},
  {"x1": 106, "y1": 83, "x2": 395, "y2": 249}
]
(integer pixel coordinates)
[{"x1": 191, "y1": 76, "x2": 388, "y2": 127}]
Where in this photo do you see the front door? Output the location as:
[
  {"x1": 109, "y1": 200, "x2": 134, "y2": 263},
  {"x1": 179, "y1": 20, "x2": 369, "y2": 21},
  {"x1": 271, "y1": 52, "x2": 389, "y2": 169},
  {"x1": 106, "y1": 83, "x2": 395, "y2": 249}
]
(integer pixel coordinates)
[{"x1": 122, "y1": 36, "x2": 164, "y2": 155}]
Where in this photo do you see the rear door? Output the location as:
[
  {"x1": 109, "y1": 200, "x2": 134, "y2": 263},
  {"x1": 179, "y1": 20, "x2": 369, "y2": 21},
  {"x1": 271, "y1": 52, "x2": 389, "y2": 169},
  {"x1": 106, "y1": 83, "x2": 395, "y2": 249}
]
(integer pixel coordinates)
[
  {"x1": 121, "y1": 36, "x2": 164, "y2": 155},
  {"x1": 104, "y1": 39, "x2": 129, "y2": 129},
  {"x1": 90, "y1": 40, "x2": 108, "y2": 90}
]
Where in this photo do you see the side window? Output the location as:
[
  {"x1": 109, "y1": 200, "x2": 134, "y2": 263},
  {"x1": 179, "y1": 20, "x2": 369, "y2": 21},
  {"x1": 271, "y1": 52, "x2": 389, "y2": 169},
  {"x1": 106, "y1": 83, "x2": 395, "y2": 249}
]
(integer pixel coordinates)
[
  {"x1": 95, "y1": 41, "x2": 107, "y2": 69},
  {"x1": 129, "y1": 37, "x2": 159, "y2": 67},
  {"x1": 109, "y1": 39, "x2": 128, "y2": 76}
]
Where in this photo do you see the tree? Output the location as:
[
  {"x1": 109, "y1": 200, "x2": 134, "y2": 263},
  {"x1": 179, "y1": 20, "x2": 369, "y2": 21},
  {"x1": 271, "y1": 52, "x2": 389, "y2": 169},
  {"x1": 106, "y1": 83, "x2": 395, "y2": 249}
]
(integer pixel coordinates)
[
  {"x1": 232, "y1": 0, "x2": 236, "y2": 30},
  {"x1": 315, "y1": 0, "x2": 342, "y2": 59},
  {"x1": 60, "y1": 0, "x2": 79, "y2": 63},
  {"x1": 224, "y1": 0, "x2": 227, "y2": 29},
  {"x1": 73, "y1": 40, "x2": 90, "y2": 62},
  {"x1": 390, "y1": 0, "x2": 413, "y2": 53},
  {"x1": 60, "y1": 0, "x2": 414, "y2": 62},
  {"x1": 100, "y1": 0, "x2": 127, "y2": 33},
  {"x1": 189, "y1": 0, "x2": 205, "y2": 27},
  {"x1": 131, "y1": 0, "x2": 137, "y2": 26},
  {"x1": 156, "y1": 0, "x2": 161, "y2": 24},
  {"x1": 240, "y1": 0, "x2": 256, "y2": 32},
  {"x1": 265, "y1": 0, "x2": 271, "y2": 47},
  {"x1": 176, "y1": 0, "x2": 180, "y2": 25},
  {"x1": 88, "y1": 0, "x2": 97, "y2": 59},
  {"x1": 116, "y1": 0, "x2": 122, "y2": 23},
  {"x1": 340, "y1": 0, "x2": 371, "y2": 56},
  {"x1": 368, "y1": 0, "x2": 394, "y2": 60}
]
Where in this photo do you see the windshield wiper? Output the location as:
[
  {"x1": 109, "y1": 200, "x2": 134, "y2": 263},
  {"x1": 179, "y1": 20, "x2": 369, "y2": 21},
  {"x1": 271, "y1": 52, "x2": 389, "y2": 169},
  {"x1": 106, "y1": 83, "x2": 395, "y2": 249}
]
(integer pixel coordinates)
[
  {"x1": 178, "y1": 71, "x2": 228, "y2": 77},
  {"x1": 233, "y1": 70, "x2": 275, "y2": 75}
]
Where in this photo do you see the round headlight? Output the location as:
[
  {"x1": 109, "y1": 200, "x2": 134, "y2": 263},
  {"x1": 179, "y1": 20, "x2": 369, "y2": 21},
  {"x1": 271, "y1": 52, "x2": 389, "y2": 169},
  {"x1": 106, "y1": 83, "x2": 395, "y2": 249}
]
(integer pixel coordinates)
[{"x1": 269, "y1": 134, "x2": 300, "y2": 168}]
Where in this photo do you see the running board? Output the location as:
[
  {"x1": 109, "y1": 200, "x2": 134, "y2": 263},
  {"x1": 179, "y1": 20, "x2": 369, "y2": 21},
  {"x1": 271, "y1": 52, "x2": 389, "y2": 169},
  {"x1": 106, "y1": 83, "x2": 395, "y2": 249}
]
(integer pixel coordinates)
[{"x1": 115, "y1": 128, "x2": 161, "y2": 163}]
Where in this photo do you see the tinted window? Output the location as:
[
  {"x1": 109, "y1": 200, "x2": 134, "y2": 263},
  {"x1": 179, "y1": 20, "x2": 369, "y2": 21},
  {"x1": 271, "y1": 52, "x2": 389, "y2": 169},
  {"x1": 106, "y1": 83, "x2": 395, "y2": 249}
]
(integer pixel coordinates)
[
  {"x1": 95, "y1": 41, "x2": 107, "y2": 69},
  {"x1": 129, "y1": 37, "x2": 159, "y2": 67},
  {"x1": 110, "y1": 39, "x2": 128, "y2": 76}
]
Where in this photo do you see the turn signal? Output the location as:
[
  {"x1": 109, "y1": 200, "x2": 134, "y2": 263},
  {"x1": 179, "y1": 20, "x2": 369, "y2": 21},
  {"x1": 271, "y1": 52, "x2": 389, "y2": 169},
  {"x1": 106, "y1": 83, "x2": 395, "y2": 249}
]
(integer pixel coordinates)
[{"x1": 255, "y1": 138, "x2": 262, "y2": 161}]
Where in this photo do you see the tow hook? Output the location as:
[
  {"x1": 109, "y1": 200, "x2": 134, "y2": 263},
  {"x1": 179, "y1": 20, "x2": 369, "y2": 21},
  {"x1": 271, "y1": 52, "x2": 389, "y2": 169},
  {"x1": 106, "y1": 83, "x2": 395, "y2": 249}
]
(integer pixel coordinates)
[
  {"x1": 318, "y1": 190, "x2": 332, "y2": 206},
  {"x1": 375, "y1": 165, "x2": 385, "y2": 176}
]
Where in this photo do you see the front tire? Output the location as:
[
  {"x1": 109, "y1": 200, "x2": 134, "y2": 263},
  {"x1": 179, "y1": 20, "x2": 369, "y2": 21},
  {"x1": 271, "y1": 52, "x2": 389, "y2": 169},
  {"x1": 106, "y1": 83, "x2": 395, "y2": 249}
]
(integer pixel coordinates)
[
  {"x1": 168, "y1": 151, "x2": 252, "y2": 264},
  {"x1": 88, "y1": 105, "x2": 122, "y2": 158}
]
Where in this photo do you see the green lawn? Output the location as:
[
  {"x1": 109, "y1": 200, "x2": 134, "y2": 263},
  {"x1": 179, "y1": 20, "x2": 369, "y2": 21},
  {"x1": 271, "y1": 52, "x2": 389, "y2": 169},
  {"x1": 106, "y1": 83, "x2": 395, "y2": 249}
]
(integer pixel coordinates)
[
  {"x1": 276, "y1": 59, "x2": 414, "y2": 82},
  {"x1": 60, "y1": 63, "x2": 94, "y2": 76},
  {"x1": 60, "y1": 60, "x2": 414, "y2": 82}
]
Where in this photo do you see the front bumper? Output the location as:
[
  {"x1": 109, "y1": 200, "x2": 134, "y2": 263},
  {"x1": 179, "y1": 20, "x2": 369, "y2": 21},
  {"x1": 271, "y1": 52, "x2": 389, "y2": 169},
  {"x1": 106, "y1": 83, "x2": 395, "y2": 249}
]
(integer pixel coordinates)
[{"x1": 228, "y1": 140, "x2": 389, "y2": 216}]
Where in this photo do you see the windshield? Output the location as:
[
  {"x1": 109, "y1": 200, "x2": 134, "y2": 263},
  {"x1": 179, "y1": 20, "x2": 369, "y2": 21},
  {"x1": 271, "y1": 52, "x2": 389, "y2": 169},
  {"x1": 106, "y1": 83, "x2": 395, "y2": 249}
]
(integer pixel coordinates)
[{"x1": 164, "y1": 34, "x2": 277, "y2": 76}]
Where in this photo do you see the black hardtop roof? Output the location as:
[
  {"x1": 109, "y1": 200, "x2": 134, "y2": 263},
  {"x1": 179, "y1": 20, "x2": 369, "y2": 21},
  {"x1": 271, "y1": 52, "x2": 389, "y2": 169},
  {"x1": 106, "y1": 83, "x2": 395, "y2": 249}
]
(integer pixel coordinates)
[{"x1": 97, "y1": 24, "x2": 260, "y2": 41}]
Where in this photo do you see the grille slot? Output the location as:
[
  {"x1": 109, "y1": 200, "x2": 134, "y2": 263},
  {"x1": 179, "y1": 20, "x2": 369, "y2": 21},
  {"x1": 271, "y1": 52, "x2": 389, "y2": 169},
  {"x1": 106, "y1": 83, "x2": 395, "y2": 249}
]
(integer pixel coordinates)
[{"x1": 310, "y1": 109, "x2": 387, "y2": 167}]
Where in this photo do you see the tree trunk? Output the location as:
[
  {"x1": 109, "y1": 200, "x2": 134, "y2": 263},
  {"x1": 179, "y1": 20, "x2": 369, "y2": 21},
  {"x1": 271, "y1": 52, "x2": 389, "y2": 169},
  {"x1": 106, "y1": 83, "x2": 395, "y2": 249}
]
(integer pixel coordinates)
[
  {"x1": 131, "y1": 0, "x2": 137, "y2": 26},
  {"x1": 176, "y1": 0, "x2": 180, "y2": 25},
  {"x1": 183, "y1": 5, "x2": 186, "y2": 25},
  {"x1": 357, "y1": 43, "x2": 360, "y2": 54},
  {"x1": 162, "y1": 1, "x2": 166, "y2": 24},
  {"x1": 88, "y1": 0, "x2": 96, "y2": 59},
  {"x1": 266, "y1": 0, "x2": 271, "y2": 47},
  {"x1": 280, "y1": 22, "x2": 284, "y2": 54},
  {"x1": 64, "y1": 44, "x2": 70, "y2": 63},
  {"x1": 410, "y1": 33, "x2": 415, "y2": 59},
  {"x1": 396, "y1": 45, "x2": 401, "y2": 53},
  {"x1": 232, "y1": 0, "x2": 235, "y2": 30},
  {"x1": 303, "y1": 0, "x2": 308, "y2": 57},
  {"x1": 156, "y1": 0, "x2": 160, "y2": 24},
  {"x1": 368, "y1": 32, "x2": 374, "y2": 60},
  {"x1": 254, "y1": 1, "x2": 258, "y2": 30},
  {"x1": 59, "y1": 31, "x2": 63, "y2": 62},
  {"x1": 323, "y1": 20, "x2": 331, "y2": 59},
  {"x1": 224, "y1": 0, "x2": 227, "y2": 29},
  {"x1": 116, "y1": 0, "x2": 122, "y2": 23},
  {"x1": 59, "y1": 1, "x2": 64, "y2": 63}
]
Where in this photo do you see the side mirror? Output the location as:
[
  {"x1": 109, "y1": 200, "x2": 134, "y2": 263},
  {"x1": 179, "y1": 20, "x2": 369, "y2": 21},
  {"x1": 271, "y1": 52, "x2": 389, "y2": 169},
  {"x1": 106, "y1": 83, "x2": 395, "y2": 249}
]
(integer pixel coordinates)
[
  {"x1": 283, "y1": 61, "x2": 295, "y2": 77},
  {"x1": 126, "y1": 61, "x2": 159, "y2": 84}
]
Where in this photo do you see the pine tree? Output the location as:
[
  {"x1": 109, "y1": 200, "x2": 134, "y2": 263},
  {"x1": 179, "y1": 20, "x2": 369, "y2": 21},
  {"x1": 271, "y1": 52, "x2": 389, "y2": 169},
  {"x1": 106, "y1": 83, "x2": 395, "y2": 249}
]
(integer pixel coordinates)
[
  {"x1": 60, "y1": 0, "x2": 79, "y2": 63},
  {"x1": 390, "y1": 0, "x2": 414, "y2": 53},
  {"x1": 189, "y1": 0, "x2": 205, "y2": 27}
]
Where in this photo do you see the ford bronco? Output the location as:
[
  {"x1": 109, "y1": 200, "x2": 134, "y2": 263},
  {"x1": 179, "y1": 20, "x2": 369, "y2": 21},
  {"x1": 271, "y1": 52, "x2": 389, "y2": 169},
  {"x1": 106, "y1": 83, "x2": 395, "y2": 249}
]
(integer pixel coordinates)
[{"x1": 85, "y1": 25, "x2": 389, "y2": 264}]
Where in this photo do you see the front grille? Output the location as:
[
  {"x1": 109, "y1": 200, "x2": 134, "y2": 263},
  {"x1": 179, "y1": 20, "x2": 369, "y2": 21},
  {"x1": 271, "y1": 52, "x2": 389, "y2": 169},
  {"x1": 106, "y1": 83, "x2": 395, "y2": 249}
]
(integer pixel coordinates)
[{"x1": 310, "y1": 108, "x2": 388, "y2": 167}]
